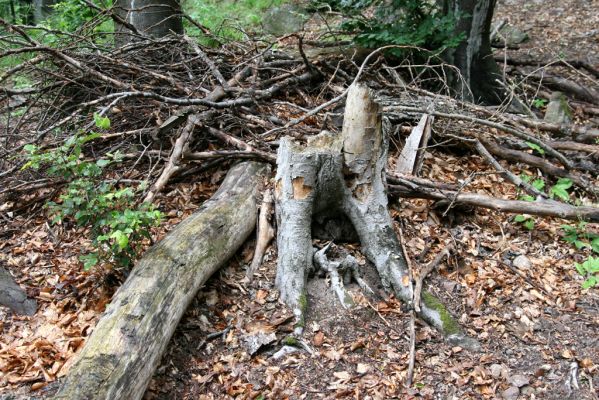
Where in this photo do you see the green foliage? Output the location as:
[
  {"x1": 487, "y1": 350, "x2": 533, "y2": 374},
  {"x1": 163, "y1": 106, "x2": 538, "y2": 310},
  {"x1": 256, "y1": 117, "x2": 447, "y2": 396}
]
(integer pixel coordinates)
[
  {"x1": 549, "y1": 178, "x2": 573, "y2": 202},
  {"x1": 0, "y1": 0, "x2": 33, "y2": 24},
  {"x1": 312, "y1": 0, "x2": 463, "y2": 57},
  {"x1": 513, "y1": 214, "x2": 535, "y2": 230},
  {"x1": 22, "y1": 123, "x2": 162, "y2": 270},
  {"x1": 561, "y1": 222, "x2": 599, "y2": 253},
  {"x1": 574, "y1": 257, "x2": 599, "y2": 289},
  {"x1": 532, "y1": 98, "x2": 548, "y2": 109},
  {"x1": 525, "y1": 141, "x2": 545, "y2": 155},
  {"x1": 184, "y1": 0, "x2": 286, "y2": 41},
  {"x1": 43, "y1": 0, "x2": 113, "y2": 39}
]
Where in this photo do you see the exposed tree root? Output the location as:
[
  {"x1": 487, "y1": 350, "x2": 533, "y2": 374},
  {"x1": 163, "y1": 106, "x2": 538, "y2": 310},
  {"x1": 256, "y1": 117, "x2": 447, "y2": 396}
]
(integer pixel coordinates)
[
  {"x1": 274, "y1": 84, "x2": 478, "y2": 348},
  {"x1": 313, "y1": 243, "x2": 373, "y2": 308}
]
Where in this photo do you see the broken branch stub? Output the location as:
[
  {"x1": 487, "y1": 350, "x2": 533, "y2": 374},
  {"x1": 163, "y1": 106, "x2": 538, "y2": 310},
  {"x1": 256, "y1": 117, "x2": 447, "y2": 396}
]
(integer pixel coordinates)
[{"x1": 274, "y1": 83, "x2": 477, "y2": 347}]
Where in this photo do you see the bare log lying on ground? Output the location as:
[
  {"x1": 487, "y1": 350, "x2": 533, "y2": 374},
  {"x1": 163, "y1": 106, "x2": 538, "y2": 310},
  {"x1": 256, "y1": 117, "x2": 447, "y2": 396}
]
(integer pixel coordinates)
[
  {"x1": 388, "y1": 176, "x2": 599, "y2": 222},
  {"x1": 493, "y1": 55, "x2": 599, "y2": 79},
  {"x1": 54, "y1": 161, "x2": 268, "y2": 400},
  {"x1": 0, "y1": 267, "x2": 37, "y2": 315},
  {"x1": 528, "y1": 74, "x2": 599, "y2": 105},
  {"x1": 274, "y1": 84, "x2": 477, "y2": 348}
]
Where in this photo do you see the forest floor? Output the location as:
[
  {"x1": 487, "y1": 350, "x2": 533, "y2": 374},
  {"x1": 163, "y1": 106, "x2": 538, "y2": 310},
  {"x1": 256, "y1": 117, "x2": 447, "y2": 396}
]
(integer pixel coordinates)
[{"x1": 0, "y1": 0, "x2": 598, "y2": 399}]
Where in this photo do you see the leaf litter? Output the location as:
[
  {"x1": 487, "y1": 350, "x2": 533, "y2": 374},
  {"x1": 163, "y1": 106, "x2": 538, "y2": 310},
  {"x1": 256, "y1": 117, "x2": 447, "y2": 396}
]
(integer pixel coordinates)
[{"x1": 1, "y1": 0, "x2": 598, "y2": 398}]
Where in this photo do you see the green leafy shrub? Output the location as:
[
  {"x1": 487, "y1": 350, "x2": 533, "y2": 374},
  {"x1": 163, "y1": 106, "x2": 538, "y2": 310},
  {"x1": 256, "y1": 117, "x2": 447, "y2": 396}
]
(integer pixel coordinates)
[
  {"x1": 560, "y1": 223, "x2": 599, "y2": 289},
  {"x1": 184, "y1": 0, "x2": 286, "y2": 41},
  {"x1": 561, "y1": 222, "x2": 599, "y2": 253},
  {"x1": 23, "y1": 121, "x2": 162, "y2": 270},
  {"x1": 575, "y1": 257, "x2": 599, "y2": 289},
  {"x1": 549, "y1": 178, "x2": 573, "y2": 202},
  {"x1": 312, "y1": 0, "x2": 463, "y2": 57}
]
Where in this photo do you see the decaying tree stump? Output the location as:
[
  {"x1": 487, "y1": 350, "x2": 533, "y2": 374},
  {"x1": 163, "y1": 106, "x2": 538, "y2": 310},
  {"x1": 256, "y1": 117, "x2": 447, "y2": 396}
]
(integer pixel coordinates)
[
  {"x1": 54, "y1": 161, "x2": 268, "y2": 400},
  {"x1": 275, "y1": 84, "x2": 476, "y2": 347}
]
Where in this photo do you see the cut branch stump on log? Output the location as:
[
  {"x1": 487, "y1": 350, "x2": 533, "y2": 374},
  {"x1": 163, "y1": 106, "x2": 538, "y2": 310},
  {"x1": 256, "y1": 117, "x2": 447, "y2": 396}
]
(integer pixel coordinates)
[{"x1": 54, "y1": 161, "x2": 268, "y2": 400}]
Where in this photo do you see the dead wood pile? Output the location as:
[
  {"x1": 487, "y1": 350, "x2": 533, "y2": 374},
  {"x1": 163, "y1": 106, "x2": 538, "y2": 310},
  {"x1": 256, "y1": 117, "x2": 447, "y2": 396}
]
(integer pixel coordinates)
[{"x1": 1, "y1": 19, "x2": 597, "y2": 223}]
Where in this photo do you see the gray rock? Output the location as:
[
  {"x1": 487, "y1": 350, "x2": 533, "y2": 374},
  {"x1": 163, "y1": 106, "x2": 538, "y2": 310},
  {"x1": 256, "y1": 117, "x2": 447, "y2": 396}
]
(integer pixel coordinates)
[
  {"x1": 490, "y1": 363, "x2": 507, "y2": 379},
  {"x1": 508, "y1": 374, "x2": 530, "y2": 388},
  {"x1": 496, "y1": 24, "x2": 529, "y2": 46},
  {"x1": 544, "y1": 92, "x2": 572, "y2": 126},
  {"x1": 512, "y1": 255, "x2": 531, "y2": 270},
  {"x1": 241, "y1": 331, "x2": 277, "y2": 355},
  {"x1": 521, "y1": 385, "x2": 535, "y2": 395},
  {"x1": 502, "y1": 386, "x2": 520, "y2": 400},
  {"x1": 263, "y1": 5, "x2": 309, "y2": 36}
]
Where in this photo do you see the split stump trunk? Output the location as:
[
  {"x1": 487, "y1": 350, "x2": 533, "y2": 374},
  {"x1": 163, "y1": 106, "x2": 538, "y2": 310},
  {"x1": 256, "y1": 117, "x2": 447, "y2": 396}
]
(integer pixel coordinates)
[{"x1": 274, "y1": 83, "x2": 475, "y2": 346}]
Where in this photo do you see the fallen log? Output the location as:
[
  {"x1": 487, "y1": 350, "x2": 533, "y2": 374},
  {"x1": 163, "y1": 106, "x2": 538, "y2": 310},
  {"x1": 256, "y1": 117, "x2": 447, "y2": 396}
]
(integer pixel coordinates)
[
  {"x1": 54, "y1": 161, "x2": 268, "y2": 400},
  {"x1": 389, "y1": 179, "x2": 599, "y2": 222}
]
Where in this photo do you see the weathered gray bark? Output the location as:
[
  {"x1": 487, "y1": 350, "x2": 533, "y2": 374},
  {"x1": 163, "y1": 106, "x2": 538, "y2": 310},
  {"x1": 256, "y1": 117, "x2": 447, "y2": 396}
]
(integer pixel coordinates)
[
  {"x1": 442, "y1": 0, "x2": 505, "y2": 104},
  {"x1": 275, "y1": 84, "x2": 476, "y2": 347},
  {"x1": 0, "y1": 267, "x2": 36, "y2": 315},
  {"x1": 54, "y1": 161, "x2": 268, "y2": 400},
  {"x1": 114, "y1": 0, "x2": 183, "y2": 44}
]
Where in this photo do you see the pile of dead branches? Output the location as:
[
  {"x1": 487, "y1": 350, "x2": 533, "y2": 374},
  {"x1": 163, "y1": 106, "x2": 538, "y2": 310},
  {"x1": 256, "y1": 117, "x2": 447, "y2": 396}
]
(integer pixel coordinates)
[{"x1": 1, "y1": 15, "x2": 597, "y2": 221}]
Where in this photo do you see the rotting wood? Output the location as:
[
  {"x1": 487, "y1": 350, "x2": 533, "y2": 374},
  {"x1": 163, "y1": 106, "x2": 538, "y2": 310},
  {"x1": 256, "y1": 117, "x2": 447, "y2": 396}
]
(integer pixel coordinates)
[
  {"x1": 246, "y1": 188, "x2": 275, "y2": 281},
  {"x1": 395, "y1": 113, "x2": 433, "y2": 176},
  {"x1": 274, "y1": 83, "x2": 478, "y2": 348},
  {"x1": 54, "y1": 161, "x2": 268, "y2": 400}
]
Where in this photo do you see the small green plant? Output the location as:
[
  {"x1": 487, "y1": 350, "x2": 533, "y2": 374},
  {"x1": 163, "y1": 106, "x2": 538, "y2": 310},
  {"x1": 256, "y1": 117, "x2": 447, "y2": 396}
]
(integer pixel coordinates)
[
  {"x1": 513, "y1": 174, "x2": 543, "y2": 227},
  {"x1": 525, "y1": 141, "x2": 545, "y2": 155},
  {"x1": 532, "y1": 98, "x2": 548, "y2": 109},
  {"x1": 549, "y1": 178, "x2": 573, "y2": 202},
  {"x1": 514, "y1": 214, "x2": 535, "y2": 230},
  {"x1": 575, "y1": 256, "x2": 599, "y2": 289},
  {"x1": 561, "y1": 222, "x2": 599, "y2": 253},
  {"x1": 23, "y1": 119, "x2": 161, "y2": 270}
]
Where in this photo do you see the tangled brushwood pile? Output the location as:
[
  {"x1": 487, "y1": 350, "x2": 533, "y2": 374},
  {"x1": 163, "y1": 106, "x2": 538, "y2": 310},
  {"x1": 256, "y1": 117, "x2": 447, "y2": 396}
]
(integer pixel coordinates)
[
  {"x1": 1, "y1": 23, "x2": 597, "y2": 220},
  {"x1": 0, "y1": 6, "x2": 599, "y2": 398}
]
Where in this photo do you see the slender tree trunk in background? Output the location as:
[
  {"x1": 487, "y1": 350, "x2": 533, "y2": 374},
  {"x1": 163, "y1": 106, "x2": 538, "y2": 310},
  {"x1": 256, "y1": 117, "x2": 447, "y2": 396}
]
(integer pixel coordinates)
[
  {"x1": 442, "y1": 0, "x2": 505, "y2": 104},
  {"x1": 114, "y1": 0, "x2": 183, "y2": 45},
  {"x1": 20, "y1": 0, "x2": 34, "y2": 24},
  {"x1": 32, "y1": 0, "x2": 54, "y2": 22}
]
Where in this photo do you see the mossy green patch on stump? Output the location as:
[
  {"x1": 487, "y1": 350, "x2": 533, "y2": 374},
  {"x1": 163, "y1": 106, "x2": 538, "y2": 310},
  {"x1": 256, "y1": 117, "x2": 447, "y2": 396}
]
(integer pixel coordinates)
[
  {"x1": 282, "y1": 336, "x2": 300, "y2": 347},
  {"x1": 421, "y1": 291, "x2": 461, "y2": 336}
]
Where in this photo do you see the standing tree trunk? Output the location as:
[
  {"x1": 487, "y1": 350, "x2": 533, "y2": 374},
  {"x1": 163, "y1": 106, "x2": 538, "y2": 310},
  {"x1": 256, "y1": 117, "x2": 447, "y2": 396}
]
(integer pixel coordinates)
[
  {"x1": 442, "y1": 0, "x2": 505, "y2": 104},
  {"x1": 32, "y1": 0, "x2": 55, "y2": 22},
  {"x1": 114, "y1": 0, "x2": 183, "y2": 45}
]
